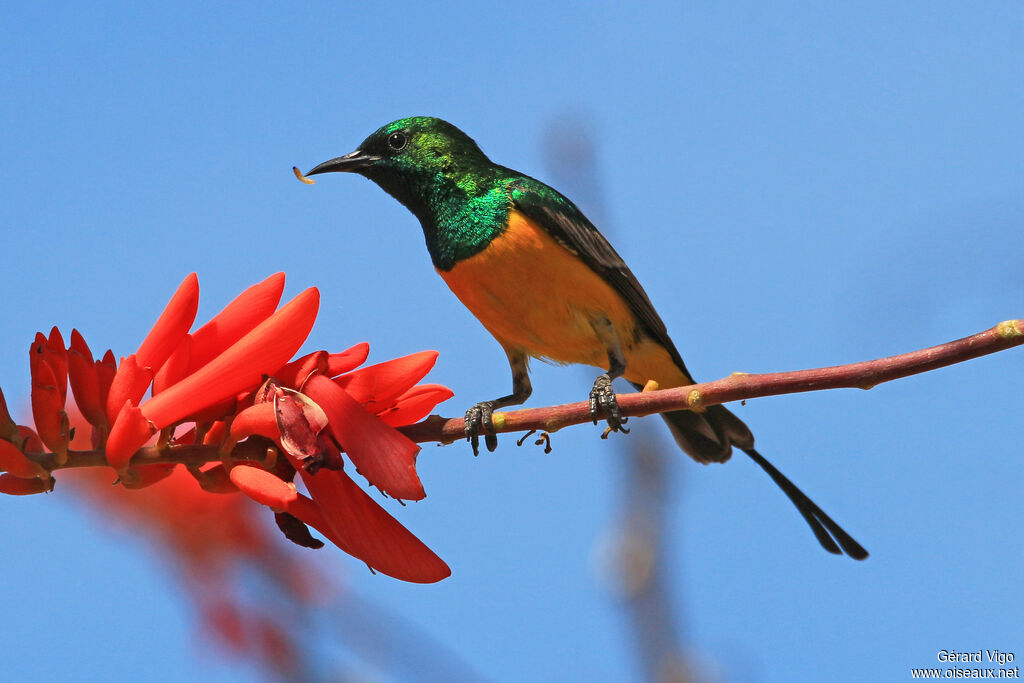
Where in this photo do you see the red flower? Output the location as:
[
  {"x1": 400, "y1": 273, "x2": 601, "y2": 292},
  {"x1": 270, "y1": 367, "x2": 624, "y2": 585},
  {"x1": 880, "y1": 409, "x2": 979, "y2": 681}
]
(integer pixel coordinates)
[
  {"x1": 67, "y1": 330, "x2": 107, "y2": 431},
  {"x1": 1, "y1": 273, "x2": 455, "y2": 583},
  {"x1": 305, "y1": 374, "x2": 424, "y2": 501},
  {"x1": 29, "y1": 351, "x2": 69, "y2": 462},
  {"x1": 0, "y1": 439, "x2": 48, "y2": 480},
  {"x1": 104, "y1": 354, "x2": 153, "y2": 427},
  {"x1": 134, "y1": 272, "x2": 199, "y2": 373},
  {"x1": 0, "y1": 387, "x2": 19, "y2": 444}
]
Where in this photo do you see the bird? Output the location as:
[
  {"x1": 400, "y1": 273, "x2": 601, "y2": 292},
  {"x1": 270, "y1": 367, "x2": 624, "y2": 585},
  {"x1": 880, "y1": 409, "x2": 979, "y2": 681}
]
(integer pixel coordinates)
[{"x1": 304, "y1": 116, "x2": 867, "y2": 559}]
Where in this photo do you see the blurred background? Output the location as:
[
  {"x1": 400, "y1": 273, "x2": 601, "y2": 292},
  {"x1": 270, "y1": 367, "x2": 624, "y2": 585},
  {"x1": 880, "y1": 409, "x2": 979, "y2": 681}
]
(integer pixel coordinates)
[{"x1": 1, "y1": 2, "x2": 1021, "y2": 681}]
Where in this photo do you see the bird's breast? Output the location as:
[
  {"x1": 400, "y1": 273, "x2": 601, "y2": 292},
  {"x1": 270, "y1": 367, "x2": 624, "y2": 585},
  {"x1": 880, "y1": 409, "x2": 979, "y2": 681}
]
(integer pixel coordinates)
[{"x1": 437, "y1": 209, "x2": 638, "y2": 367}]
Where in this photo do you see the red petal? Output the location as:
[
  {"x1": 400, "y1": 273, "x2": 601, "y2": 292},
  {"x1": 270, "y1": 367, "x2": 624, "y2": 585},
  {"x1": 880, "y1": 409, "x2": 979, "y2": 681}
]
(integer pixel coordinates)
[
  {"x1": 253, "y1": 618, "x2": 296, "y2": 674},
  {"x1": 177, "y1": 395, "x2": 242, "y2": 425},
  {"x1": 105, "y1": 401, "x2": 156, "y2": 472},
  {"x1": 230, "y1": 465, "x2": 298, "y2": 509},
  {"x1": 275, "y1": 350, "x2": 328, "y2": 389},
  {"x1": 229, "y1": 402, "x2": 280, "y2": 443},
  {"x1": 174, "y1": 426, "x2": 196, "y2": 444},
  {"x1": 46, "y1": 327, "x2": 69, "y2": 405},
  {"x1": 29, "y1": 332, "x2": 67, "y2": 411},
  {"x1": 120, "y1": 463, "x2": 178, "y2": 489},
  {"x1": 376, "y1": 384, "x2": 455, "y2": 427},
  {"x1": 30, "y1": 360, "x2": 69, "y2": 459},
  {"x1": 104, "y1": 355, "x2": 153, "y2": 425},
  {"x1": 291, "y1": 467, "x2": 450, "y2": 583},
  {"x1": 136, "y1": 272, "x2": 199, "y2": 372},
  {"x1": 96, "y1": 350, "x2": 117, "y2": 411},
  {"x1": 203, "y1": 421, "x2": 228, "y2": 445},
  {"x1": 304, "y1": 375, "x2": 423, "y2": 501},
  {"x1": 203, "y1": 602, "x2": 246, "y2": 653},
  {"x1": 153, "y1": 335, "x2": 192, "y2": 395},
  {"x1": 188, "y1": 273, "x2": 286, "y2": 374},
  {"x1": 334, "y1": 350, "x2": 439, "y2": 412},
  {"x1": 192, "y1": 463, "x2": 238, "y2": 493},
  {"x1": 327, "y1": 342, "x2": 370, "y2": 377},
  {"x1": 0, "y1": 386, "x2": 18, "y2": 443},
  {"x1": 139, "y1": 288, "x2": 319, "y2": 429},
  {"x1": 67, "y1": 330, "x2": 107, "y2": 429},
  {"x1": 17, "y1": 426, "x2": 44, "y2": 454},
  {"x1": 0, "y1": 439, "x2": 48, "y2": 479},
  {"x1": 0, "y1": 473, "x2": 53, "y2": 495}
]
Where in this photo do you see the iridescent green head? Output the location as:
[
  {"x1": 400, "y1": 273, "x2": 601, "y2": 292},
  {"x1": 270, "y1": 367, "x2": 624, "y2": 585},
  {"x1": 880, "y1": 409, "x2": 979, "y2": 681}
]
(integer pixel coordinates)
[
  {"x1": 307, "y1": 117, "x2": 517, "y2": 269},
  {"x1": 306, "y1": 116, "x2": 497, "y2": 218}
]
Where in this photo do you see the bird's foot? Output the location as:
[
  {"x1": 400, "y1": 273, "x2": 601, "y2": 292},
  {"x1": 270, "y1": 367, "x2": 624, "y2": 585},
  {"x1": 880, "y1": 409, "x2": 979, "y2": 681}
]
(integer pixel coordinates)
[
  {"x1": 589, "y1": 374, "x2": 629, "y2": 435},
  {"x1": 465, "y1": 401, "x2": 500, "y2": 455}
]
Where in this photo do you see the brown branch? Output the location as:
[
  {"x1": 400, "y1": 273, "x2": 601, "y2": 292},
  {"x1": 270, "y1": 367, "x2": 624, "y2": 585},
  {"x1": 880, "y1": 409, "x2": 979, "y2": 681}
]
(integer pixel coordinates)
[
  {"x1": 402, "y1": 318, "x2": 1024, "y2": 443},
  {"x1": 19, "y1": 318, "x2": 1024, "y2": 472}
]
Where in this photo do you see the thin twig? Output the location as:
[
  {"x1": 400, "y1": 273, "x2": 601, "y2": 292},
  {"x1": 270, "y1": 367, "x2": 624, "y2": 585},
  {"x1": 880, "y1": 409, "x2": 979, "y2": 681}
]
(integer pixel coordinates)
[
  {"x1": 402, "y1": 318, "x2": 1023, "y2": 444},
  {"x1": 16, "y1": 319, "x2": 1023, "y2": 472}
]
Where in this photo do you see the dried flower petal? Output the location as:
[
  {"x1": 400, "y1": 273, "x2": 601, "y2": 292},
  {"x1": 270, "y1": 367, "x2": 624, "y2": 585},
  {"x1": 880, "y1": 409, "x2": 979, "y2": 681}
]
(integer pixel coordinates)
[
  {"x1": 271, "y1": 387, "x2": 330, "y2": 464},
  {"x1": 274, "y1": 511, "x2": 324, "y2": 549}
]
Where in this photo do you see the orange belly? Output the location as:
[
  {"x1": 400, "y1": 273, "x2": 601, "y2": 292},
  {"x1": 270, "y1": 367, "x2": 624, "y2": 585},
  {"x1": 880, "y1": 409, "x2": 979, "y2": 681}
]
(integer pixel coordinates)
[{"x1": 437, "y1": 210, "x2": 689, "y2": 388}]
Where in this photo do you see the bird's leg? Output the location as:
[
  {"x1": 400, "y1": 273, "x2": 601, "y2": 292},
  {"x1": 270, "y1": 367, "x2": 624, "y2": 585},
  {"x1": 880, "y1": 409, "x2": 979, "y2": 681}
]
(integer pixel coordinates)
[
  {"x1": 588, "y1": 315, "x2": 629, "y2": 434},
  {"x1": 465, "y1": 349, "x2": 532, "y2": 455}
]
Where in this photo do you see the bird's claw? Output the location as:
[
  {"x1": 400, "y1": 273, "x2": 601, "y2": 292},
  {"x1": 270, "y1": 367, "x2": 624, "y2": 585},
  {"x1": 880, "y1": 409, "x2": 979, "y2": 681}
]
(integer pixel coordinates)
[
  {"x1": 590, "y1": 374, "x2": 629, "y2": 435},
  {"x1": 465, "y1": 401, "x2": 499, "y2": 455}
]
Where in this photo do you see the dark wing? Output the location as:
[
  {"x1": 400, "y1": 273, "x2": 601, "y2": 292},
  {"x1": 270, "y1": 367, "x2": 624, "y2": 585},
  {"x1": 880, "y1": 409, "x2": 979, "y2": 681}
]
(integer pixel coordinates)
[
  {"x1": 508, "y1": 176, "x2": 692, "y2": 377},
  {"x1": 509, "y1": 181, "x2": 870, "y2": 558}
]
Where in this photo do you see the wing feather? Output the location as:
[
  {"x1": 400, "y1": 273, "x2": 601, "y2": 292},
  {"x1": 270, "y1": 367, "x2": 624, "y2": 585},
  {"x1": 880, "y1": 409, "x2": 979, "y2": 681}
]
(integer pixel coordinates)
[{"x1": 508, "y1": 177, "x2": 692, "y2": 377}]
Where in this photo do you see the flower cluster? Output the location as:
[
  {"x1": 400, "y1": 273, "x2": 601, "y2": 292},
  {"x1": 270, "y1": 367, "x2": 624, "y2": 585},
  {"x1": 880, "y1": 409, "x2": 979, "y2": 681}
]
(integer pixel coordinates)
[{"x1": 0, "y1": 273, "x2": 453, "y2": 583}]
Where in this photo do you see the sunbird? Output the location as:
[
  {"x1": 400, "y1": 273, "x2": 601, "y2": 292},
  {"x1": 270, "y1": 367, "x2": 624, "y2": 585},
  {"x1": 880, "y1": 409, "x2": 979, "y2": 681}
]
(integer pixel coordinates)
[{"x1": 305, "y1": 116, "x2": 867, "y2": 559}]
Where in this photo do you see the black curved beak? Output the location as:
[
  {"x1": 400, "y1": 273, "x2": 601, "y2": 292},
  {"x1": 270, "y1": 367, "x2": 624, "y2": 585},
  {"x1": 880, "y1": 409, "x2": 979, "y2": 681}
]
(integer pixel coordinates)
[{"x1": 305, "y1": 150, "x2": 379, "y2": 176}]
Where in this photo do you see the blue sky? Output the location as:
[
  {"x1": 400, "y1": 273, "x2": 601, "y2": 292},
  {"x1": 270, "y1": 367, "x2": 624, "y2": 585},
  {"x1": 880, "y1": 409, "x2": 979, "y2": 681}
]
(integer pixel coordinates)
[{"x1": 1, "y1": 2, "x2": 1021, "y2": 681}]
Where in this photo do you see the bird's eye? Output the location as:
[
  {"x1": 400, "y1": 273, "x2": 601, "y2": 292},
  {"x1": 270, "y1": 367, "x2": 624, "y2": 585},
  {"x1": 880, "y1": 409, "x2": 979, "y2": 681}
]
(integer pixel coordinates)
[{"x1": 387, "y1": 132, "x2": 408, "y2": 151}]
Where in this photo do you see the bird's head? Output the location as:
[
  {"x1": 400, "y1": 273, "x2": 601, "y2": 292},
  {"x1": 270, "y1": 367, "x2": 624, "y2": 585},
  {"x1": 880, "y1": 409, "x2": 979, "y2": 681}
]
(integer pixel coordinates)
[{"x1": 305, "y1": 116, "x2": 494, "y2": 215}]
